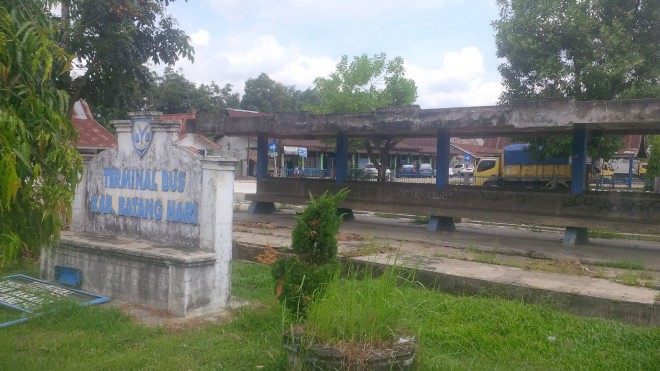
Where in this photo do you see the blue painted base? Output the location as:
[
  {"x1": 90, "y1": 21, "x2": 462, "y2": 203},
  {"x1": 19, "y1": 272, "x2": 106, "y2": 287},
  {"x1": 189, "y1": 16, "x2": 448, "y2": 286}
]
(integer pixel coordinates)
[
  {"x1": 562, "y1": 227, "x2": 589, "y2": 247},
  {"x1": 247, "y1": 201, "x2": 276, "y2": 214},
  {"x1": 337, "y1": 208, "x2": 355, "y2": 221},
  {"x1": 427, "y1": 216, "x2": 456, "y2": 232}
]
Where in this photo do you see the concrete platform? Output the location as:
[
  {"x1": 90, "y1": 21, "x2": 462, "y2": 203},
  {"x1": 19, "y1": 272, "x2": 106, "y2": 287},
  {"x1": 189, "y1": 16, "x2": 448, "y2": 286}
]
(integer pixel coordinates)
[{"x1": 232, "y1": 207, "x2": 660, "y2": 327}]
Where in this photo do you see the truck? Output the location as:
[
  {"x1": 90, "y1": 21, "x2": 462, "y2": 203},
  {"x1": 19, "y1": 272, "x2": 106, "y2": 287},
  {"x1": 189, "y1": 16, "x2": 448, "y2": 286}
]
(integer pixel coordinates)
[{"x1": 474, "y1": 144, "x2": 613, "y2": 189}]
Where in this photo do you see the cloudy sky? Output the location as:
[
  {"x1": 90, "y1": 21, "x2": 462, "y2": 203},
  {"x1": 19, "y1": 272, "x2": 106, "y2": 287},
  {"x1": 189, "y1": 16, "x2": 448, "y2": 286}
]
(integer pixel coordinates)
[{"x1": 161, "y1": 0, "x2": 503, "y2": 109}]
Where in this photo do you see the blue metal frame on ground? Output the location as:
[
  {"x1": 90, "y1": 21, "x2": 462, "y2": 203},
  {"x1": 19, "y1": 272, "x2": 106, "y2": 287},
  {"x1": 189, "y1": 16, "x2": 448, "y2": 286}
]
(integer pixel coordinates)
[{"x1": 0, "y1": 274, "x2": 109, "y2": 328}]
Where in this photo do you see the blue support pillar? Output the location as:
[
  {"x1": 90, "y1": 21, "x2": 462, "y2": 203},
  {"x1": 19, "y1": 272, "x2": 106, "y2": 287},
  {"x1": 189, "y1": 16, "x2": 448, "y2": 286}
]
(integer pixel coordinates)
[
  {"x1": 562, "y1": 227, "x2": 589, "y2": 247},
  {"x1": 565, "y1": 126, "x2": 589, "y2": 246},
  {"x1": 248, "y1": 132, "x2": 276, "y2": 213},
  {"x1": 427, "y1": 131, "x2": 455, "y2": 232},
  {"x1": 570, "y1": 126, "x2": 588, "y2": 194},
  {"x1": 336, "y1": 132, "x2": 349, "y2": 184},
  {"x1": 256, "y1": 133, "x2": 268, "y2": 180},
  {"x1": 628, "y1": 158, "x2": 633, "y2": 189},
  {"x1": 435, "y1": 130, "x2": 450, "y2": 189},
  {"x1": 428, "y1": 216, "x2": 456, "y2": 232}
]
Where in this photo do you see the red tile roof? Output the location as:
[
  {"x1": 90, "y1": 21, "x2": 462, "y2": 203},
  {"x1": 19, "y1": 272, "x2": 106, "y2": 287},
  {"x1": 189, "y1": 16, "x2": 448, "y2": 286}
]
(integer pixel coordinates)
[
  {"x1": 161, "y1": 111, "x2": 196, "y2": 135},
  {"x1": 178, "y1": 133, "x2": 222, "y2": 150},
  {"x1": 71, "y1": 100, "x2": 117, "y2": 149},
  {"x1": 615, "y1": 135, "x2": 644, "y2": 158},
  {"x1": 482, "y1": 137, "x2": 511, "y2": 149}
]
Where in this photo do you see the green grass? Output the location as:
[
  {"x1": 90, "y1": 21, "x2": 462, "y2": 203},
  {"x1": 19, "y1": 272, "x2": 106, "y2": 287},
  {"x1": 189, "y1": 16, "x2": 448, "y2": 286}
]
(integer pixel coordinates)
[
  {"x1": 1, "y1": 261, "x2": 659, "y2": 370},
  {"x1": 615, "y1": 271, "x2": 657, "y2": 289},
  {"x1": 412, "y1": 215, "x2": 430, "y2": 224},
  {"x1": 305, "y1": 265, "x2": 416, "y2": 345},
  {"x1": 588, "y1": 230, "x2": 660, "y2": 243},
  {"x1": 591, "y1": 261, "x2": 646, "y2": 271},
  {"x1": 374, "y1": 212, "x2": 400, "y2": 219}
]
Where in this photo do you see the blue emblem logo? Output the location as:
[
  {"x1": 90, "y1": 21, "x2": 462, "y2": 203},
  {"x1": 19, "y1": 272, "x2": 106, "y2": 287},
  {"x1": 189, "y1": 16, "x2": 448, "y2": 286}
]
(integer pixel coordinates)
[{"x1": 131, "y1": 119, "x2": 152, "y2": 157}]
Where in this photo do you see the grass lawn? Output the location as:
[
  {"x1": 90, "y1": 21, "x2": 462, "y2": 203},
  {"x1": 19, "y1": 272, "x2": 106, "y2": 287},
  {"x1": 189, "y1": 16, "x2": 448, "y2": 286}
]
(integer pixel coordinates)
[{"x1": 1, "y1": 260, "x2": 658, "y2": 370}]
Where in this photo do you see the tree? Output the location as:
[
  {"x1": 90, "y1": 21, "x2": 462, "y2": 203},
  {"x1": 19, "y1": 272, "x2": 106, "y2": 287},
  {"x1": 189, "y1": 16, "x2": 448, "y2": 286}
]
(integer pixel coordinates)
[
  {"x1": 147, "y1": 66, "x2": 240, "y2": 114},
  {"x1": 149, "y1": 67, "x2": 199, "y2": 113},
  {"x1": 494, "y1": 0, "x2": 659, "y2": 160},
  {"x1": 644, "y1": 136, "x2": 660, "y2": 191},
  {"x1": 198, "y1": 81, "x2": 240, "y2": 113},
  {"x1": 148, "y1": 67, "x2": 240, "y2": 114},
  {"x1": 1, "y1": 0, "x2": 82, "y2": 266},
  {"x1": 240, "y1": 73, "x2": 298, "y2": 112},
  {"x1": 313, "y1": 53, "x2": 418, "y2": 182},
  {"x1": 56, "y1": 0, "x2": 194, "y2": 121}
]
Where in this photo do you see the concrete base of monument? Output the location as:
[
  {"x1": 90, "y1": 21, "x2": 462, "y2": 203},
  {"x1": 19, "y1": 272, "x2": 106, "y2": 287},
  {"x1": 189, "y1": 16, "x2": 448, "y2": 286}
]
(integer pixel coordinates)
[{"x1": 40, "y1": 231, "x2": 231, "y2": 317}]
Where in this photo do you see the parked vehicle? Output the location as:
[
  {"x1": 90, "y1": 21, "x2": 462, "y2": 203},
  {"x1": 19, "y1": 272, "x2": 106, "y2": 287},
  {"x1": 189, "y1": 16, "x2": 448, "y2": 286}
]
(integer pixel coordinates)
[
  {"x1": 418, "y1": 163, "x2": 433, "y2": 178},
  {"x1": 453, "y1": 163, "x2": 474, "y2": 175},
  {"x1": 639, "y1": 162, "x2": 647, "y2": 176},
  {"x1": 364, "y1": 163, "x2": 391, "y2": 178},
  {"x1": 398, "y1": 163, "x2": 416, "y2": 177},
  {"x1": 474, "y1": 144, "x2": 613, "y2": 189}
]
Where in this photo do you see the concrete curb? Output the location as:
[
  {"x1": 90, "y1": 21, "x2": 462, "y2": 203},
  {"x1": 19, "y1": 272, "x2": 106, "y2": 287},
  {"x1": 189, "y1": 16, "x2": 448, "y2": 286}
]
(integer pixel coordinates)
[{"x1": 233, "y1": 241, "x2": 659, "y2": 327}]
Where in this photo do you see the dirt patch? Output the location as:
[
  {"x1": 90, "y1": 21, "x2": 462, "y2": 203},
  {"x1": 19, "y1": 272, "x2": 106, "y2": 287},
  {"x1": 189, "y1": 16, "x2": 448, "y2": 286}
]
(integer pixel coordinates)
[
  {"x1": 109, "y1": 299, "x2": 252, "y2": 329},
  {"x1": 337, "y1": 233, "x2": 365, "y2": 242}
]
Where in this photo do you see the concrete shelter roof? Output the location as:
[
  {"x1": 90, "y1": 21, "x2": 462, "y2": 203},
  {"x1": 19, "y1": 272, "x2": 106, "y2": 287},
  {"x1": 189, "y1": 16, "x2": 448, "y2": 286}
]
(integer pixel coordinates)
[{"x1": 193, "y1": 98, "x2": 660, "y2": 139}]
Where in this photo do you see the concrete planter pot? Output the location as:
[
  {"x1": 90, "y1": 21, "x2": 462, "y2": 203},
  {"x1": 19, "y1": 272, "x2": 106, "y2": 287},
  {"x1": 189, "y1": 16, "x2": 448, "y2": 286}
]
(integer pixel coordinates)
[{"x1": 282, "y1": 331, "x2": 417, "y2": 370}]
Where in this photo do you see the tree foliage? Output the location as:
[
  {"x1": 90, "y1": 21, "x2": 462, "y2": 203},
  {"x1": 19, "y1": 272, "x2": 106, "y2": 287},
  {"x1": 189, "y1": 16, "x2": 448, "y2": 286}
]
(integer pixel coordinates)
[
  {"x1": 494, "y1": 0, "x2": 659, "y2": 160},
  {"x1": 313, "y1": 53, "x2": 417, "y2": 114},
  {"x1": 1, "y1": 0, "x2": 82, "y2": 266},
  {"x1": 312, "y1": 53, "x2": 418, "y2": 182},
  {"x1": 57, "y1": 0, "x2": 194, "y2": 121},
  {"x1": 644, "y1": 136, "x2": 660, "y2": 190},
  {"x1": 495, "y1": 0, "x2": 659, "y2": 102},
  {"x1": 241, "y1": 73, "x2": 305, "y2": 112},
  {"x1": 148, "y1": 67, "x2": 239, "y2": 114}
]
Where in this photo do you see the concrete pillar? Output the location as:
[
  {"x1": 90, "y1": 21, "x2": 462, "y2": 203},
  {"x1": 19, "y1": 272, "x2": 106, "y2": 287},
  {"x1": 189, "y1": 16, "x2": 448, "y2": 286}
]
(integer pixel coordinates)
[
  {"x1": 428, "y1": 216, "x2": 456, "y2": 231},
  {"x1": 562, "y1": 227, "x2": 589, "y2": 247},
  {"x1": 436, "y1": 130, "x2": 450, "y2": 189},
  {"x1": 336, "y1": 132, "x2": 349, "y2": 184},
  {"x1": 200, "y1": 158, "x2": 238, "y2": 307},
  {"x1": 70, "y1": 156, "x2": 93, "y2": 232},
  {"x1": 256, "y1": 133, "x2": 268, "y2": 179},
  {"x1": 570, "y1": 126, "x2": 588, "y2": 194}
]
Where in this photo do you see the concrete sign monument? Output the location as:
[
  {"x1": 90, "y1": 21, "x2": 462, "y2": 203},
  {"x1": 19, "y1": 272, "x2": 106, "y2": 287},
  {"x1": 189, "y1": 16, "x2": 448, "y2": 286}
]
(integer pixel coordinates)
[{"x1": 41, "y1": 112, "x2": 237, "y2": 317}]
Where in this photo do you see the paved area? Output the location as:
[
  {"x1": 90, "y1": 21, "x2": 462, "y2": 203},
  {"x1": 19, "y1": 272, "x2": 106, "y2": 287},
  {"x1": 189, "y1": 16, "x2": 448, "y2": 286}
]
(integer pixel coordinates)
[{"x1": 232, "y1": 179, "x2": 659, "y2": 326}]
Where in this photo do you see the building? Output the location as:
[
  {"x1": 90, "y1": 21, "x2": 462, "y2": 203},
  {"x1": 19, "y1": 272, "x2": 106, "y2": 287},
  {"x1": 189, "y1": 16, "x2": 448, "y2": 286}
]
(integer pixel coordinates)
[{"x1": 70, "y1": 99, "x2": 117, "y2": 159}]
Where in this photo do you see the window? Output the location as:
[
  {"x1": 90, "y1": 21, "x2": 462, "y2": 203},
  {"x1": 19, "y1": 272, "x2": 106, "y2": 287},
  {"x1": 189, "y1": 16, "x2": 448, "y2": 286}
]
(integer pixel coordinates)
[{"x1": 477, "y1": 160, "x2": 496, "y2": 172}]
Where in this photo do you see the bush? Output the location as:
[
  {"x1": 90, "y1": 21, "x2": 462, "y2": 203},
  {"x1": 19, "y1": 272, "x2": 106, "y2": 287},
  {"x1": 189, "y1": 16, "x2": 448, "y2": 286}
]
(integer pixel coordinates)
[{"x1": 272, "y1": 189, "x2": 349, "y2": 316}]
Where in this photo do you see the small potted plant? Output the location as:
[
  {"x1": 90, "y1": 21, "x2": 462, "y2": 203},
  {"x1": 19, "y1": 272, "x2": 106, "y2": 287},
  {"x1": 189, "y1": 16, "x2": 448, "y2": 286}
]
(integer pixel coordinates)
[
  {"x1": 271, "y1": 189, "x2": 417, "y2": 369},
  {"x1": 282, "y1": 263, "x2": 418, "y2": 370}
]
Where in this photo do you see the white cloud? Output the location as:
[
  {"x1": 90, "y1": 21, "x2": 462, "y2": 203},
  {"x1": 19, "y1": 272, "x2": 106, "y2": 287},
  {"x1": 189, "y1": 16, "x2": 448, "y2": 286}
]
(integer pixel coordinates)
[
  {"x1": 171, "y1": 41, "x2": 501, "y2": 108},
  {"x1": 190, "y1": 30, "x2": 210, "y2": 46},
  {"x1": 407, "y1": 47, "x2": 502, "y2": 108},
  {"x1": 162, "y1": 1, "x2": 503, "y2": 108},
  {"x1": 172, "y1": 34, "x2": 336, "y2": 93}
]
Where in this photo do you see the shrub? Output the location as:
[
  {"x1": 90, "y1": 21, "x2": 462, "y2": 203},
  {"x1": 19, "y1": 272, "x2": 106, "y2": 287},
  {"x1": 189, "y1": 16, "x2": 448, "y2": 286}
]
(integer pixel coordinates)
[{"x1": 272, "y1": 189, "x2": 349, "y2": 316}]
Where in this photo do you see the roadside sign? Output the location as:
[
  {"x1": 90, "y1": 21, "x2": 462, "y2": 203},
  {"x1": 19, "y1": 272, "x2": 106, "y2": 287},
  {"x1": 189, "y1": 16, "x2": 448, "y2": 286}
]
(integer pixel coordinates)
[
  {"x1": 0, "y1": 274, "x2": 108, "y2": 327},
  {"x1": 298, "y1": 147, "x2": 308, "y2": 157},
  {"x1": 464, "y1": 153, "x2": 471, "y2": 163},
  {"x1": 269, "y1": 140, "x2": 277, "y2": 153}
]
